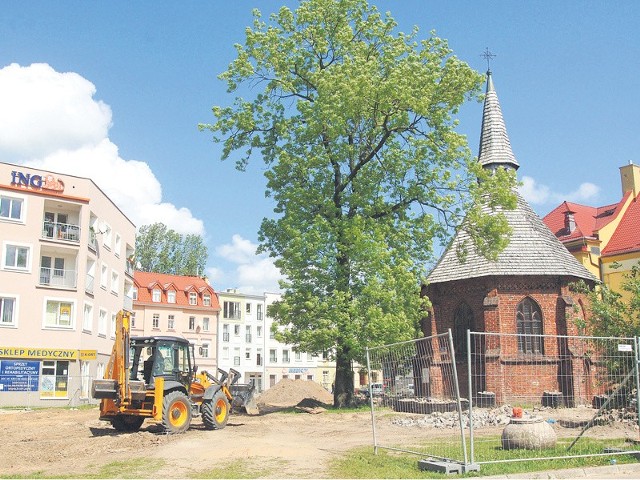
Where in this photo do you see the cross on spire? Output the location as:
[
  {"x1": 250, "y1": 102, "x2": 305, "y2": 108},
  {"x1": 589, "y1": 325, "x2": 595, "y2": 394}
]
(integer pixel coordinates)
[{"x1": 481, "y1": 47, "x2": 496, "y2": 73}]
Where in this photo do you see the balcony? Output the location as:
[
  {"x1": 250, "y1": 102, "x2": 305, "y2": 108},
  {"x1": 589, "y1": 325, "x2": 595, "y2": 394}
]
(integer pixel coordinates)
[
  {"x1": 39, "y1": 267, "x2": 77, "y2": 289},
  {"x1": 42, "y1": 221, "x2": 80, "y2": 243}
]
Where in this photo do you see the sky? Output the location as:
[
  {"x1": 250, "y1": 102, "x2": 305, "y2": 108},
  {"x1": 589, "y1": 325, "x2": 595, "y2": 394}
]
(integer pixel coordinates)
[{"x1": 1, "y1": 1, "x2": 638, "y2": 295}]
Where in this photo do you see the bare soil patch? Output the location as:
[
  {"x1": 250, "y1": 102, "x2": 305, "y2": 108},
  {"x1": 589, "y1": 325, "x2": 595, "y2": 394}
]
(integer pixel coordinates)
[{"x1": 0, "y1": 381, "x2": 635, "y2": 478}]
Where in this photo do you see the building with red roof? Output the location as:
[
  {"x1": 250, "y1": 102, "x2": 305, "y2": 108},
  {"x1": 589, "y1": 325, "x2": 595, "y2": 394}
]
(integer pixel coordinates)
[
  {"x1": 133, "y1": 271, "x2": 220, "y2": 372},
  {"x1": 543, "y1": 162, "x2": 640, "y2": 298}
]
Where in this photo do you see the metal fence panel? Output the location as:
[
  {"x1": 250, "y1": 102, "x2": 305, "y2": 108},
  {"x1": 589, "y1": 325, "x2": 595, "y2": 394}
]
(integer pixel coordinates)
[
  {"x1": 367, "y1": 331, "x2": 470, "y2": 466},
  {"x1": 468, "y1": 332, "x2": 640, "y2": 464}
]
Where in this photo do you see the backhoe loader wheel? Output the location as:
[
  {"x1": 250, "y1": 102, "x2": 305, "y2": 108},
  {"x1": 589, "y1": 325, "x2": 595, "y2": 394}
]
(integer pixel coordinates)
[
  {"x1": 162, "y1": 390, "x2": 192, "y2": 434},
  {"x1": 202, "y1": 390, "x2": 230, "y2": 430},
  {"x1": 111, "y1": 415, "x2": 145, "y2": 432}
]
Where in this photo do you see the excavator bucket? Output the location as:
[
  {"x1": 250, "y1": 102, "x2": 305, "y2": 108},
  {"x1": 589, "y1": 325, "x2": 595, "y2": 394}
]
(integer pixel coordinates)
[{"x1": 230, "y1": 383, "x2": 259, "y2": 415}]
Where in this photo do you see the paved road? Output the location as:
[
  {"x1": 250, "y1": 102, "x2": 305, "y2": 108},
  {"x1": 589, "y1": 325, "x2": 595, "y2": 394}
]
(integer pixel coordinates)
[{"x1": 484, "y1": 461, "x2": 640, "y2": 479}]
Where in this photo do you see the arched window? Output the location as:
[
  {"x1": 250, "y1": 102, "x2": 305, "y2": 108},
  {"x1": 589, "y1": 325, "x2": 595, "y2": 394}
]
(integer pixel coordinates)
[
  {"x1": 516, "y1": 297, "x2": 543, "y2": 354},
  {"x1": 453, "y1": 302, "x2": 474, "y2": 357}
]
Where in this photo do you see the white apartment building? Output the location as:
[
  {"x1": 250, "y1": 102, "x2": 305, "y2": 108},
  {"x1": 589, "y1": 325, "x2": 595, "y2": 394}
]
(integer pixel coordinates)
[
  {"x1": 0, "y1": 162, "x2": 136, "y2": 407},
  {"x1": 132, "y1": 271, "x2": 220, "y2": 373},
  {"x1": 217, "y1": 289, "x2": 267, "y2": 392}
]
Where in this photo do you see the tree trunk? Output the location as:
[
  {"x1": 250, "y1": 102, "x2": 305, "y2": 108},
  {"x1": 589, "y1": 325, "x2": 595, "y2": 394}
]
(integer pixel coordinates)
[{"x1": 333, "y1": 346, "x2": 354, "y2": 407}]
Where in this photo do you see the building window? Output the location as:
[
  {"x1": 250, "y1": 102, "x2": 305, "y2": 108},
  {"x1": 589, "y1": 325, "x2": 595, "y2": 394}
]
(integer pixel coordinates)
[
  {"x1": 234, "y1": 324, "x2": 240, "y2": 336},
  {"x1": 295, "y1": 351, "x2": 301, "y2": 361},
  {"x1": 307, "y1": 353, "x2": 313, "y2": 361},
  {"x1": 246, "y1": 303, "x2": 252, "y2": 314},
  {"x1": 102, "y1": 223, "x2": 112, "y2": 248},
  {"x1": 517, "y1": 297, "x2": 544, "y2": 354},
  {"x1": 202, "y1": 317, "x2": 209, "y2": 331},
  {"x1": 132, "y1": 287, "x2": 138, "y2": 300},
  {"x1": 282, "y1": 350, "x2": 290, "y2": 364},
  {"x1": 223, "y1": 324, "x2": 229, "y2": 342},
  {"x1": 222, "y1": 347, "x2": 229, "y2": 360},
  {"x1": 453, "y1": 302, "x2": 474, "y2": 357},
  {"x1": 0, "y1": 296, "x2": 16, "y2": 327},
  {"x1": 111, "y1": 271, "x2": 119, "y2": 294},
  {"x1": 83, "y1": 303, "x2": 93, "y2": 331},
  {"x1": 245, "y1": 349, "x2": 251, "y2": 360},
  {"x1": 100, "y1": 264, "x2": 108, "y2": 289},
  {"x1": 168, "y1": 314, "x2": 175, "y2": 330},
  {"x1": 168, "y1": 290, "x2": 176, "y2": 303},
  {"x1": 201, "y1": 343, "x2": 209, "y2": 358},
  {"x1": 245, "y1": 325, "x2": 252, "y2": 343},
  {"x1": 3, "y1": 243, "x2": 30, "y2": 270},
  {"x1": 234, "y1": 348, "x2": 240, "y2": 366},
  {"x1": 114, "y1": 233, "x2": 121, "y2": 257},
  {"x1": 203, "y1": 293, "x2": 211, "y2": 306},
  {"x1": 98, "y1": 309, "x2": 107, "y2": 336},
  {"x1": 110, "y1": 313, "x2": 116, "y2": 338},
  {"x1": 44, "y1": 300, "x2": 73, "y2": 328},
  {"x1": 270, "y1": 349, "x2": 277, "y2": 363},
  {"x1": 189, "y1": 292, "x2": 197, "y2": 305},
  {"x1": 257, "y1": 325, "x2": 262, "y2": 338},
  {"x1": 130, "y1": 312, "x2": 136, "y2": 328},
  {"x1": 189, "y1": 316, "x2": 195, "y2": 330},
  {"x1": 224, "y1": 301, "x2": 241, "y2": 319},
  {"x1": 152, "y1": 288, "x2": 161, "y2": 302},
  {"x1": 40, "y1": 360, "x2": 69, "y2": 398},
  {"x1": 256, "y1": 350, "x2": 263, "y2": 366},
  {"x1": 0, "y1": 195, "x2": 23, "y2": 221},
  {"x1": 257, "y1": 303, "x2": 263, "y2": 321},
  {"x1": 152, "y1": 314, "x2": 159, "y2": 329}
]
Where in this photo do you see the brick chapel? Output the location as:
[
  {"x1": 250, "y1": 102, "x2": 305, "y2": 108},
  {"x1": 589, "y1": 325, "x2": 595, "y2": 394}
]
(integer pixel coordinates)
[{"x1": 421, "y1": 70, "x2": 598, "y2": 406}]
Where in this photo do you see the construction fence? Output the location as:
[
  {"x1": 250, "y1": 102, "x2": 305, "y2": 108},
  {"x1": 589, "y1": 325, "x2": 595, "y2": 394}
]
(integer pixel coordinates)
[{"x1": 366, "y1": 331, "x2": 640, "y2": 471}]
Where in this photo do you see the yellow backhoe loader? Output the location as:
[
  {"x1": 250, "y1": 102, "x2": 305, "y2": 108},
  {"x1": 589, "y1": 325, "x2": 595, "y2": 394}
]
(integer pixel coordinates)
[{"x1": 91, "y1": 310, "x2": 258, "y2": 433}]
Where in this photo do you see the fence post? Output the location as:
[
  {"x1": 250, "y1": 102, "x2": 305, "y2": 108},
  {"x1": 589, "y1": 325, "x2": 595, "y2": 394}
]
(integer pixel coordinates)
[
  {"x1": 447, "y1": 328, "x2": 469, "y2": 466},
  {"x1": 366, "y1": 346, "x2": 378, "y2": 455},
  {"x1": 467, "y1": 329, "x2": 474, "y2": 465},
  {"x1": 636, "y1": 337, "x2": 640, "y2": 436}
]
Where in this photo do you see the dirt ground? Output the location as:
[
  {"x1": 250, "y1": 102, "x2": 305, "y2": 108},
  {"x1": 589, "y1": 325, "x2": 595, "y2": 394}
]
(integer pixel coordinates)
[{"x1": 0, "y1": 380, "x2": 637, "y2": 479}]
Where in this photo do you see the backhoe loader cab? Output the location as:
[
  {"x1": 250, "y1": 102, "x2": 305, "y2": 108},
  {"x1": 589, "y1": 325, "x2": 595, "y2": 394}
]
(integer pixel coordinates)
[{"x1": 92, "y1": 310, "x2": 257, "y2": 434}]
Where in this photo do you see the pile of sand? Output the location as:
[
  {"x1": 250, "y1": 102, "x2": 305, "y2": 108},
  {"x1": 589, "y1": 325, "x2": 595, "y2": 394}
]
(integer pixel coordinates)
[{"x1": 256, "y1": 378, "x2": 333, "y2": 408}]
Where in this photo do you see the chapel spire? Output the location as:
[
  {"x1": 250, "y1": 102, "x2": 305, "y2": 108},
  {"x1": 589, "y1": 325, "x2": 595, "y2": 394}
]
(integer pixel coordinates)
[{"x1": 477, "y1": 70, "x2": 519, "y2": 171}]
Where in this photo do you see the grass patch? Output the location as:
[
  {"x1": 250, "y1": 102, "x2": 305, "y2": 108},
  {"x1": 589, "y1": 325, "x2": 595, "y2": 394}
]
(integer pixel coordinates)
[
  {"x1": 0, "y1": 458, "x2": 166, "y2": 479},
  {"x1": 328, "y1": 437, "x2": 640, "y2": 478}
]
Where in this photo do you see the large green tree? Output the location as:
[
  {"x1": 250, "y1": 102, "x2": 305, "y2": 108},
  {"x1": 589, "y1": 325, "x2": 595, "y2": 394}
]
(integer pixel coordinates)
[
  {"x1": 200, "y1": 0, "x2": 515, "y2": 406},
  {"x1": 135, "y1": 223, "x2": 208, "y2": 277}
]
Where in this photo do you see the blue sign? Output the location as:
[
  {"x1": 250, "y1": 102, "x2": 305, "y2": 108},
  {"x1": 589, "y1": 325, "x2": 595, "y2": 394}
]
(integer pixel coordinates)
[{"x1": 0, "y1": 360, "x2": 40, "y2": 392}]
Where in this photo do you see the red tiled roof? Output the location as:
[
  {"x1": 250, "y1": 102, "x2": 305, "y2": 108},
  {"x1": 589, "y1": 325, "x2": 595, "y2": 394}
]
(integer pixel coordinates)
[
  {"x1": 602, "y1": 196, "x2": 640, "y2": 257},
  {"x1": 134, "y1": 271, "x2": 220, "y2": 309},
  {"x1": 543, "y1": 195, "x2": 629, "y2": 243}
]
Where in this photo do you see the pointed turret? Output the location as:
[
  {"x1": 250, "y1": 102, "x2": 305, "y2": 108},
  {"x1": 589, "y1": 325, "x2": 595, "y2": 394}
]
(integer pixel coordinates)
[{"x1": 478, "y1": 71, "x2": 519, "y2": 172}]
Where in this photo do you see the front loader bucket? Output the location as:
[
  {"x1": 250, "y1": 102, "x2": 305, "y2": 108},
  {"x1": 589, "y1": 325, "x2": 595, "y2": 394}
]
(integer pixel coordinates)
[{"x1": 231, "y1": 383, "x2": 259, "y2": 415}]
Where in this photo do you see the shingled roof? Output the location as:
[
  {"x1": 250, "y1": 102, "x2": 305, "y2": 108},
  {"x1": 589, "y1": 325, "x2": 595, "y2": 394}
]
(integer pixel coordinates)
[{"x1": 427, "y1": 70, "x2": 596, "y2": 285}]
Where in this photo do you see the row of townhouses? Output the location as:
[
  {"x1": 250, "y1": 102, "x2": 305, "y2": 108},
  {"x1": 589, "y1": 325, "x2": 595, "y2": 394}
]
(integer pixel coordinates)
[{"x1": 0, "y1": 161, "x2": 337, "y2": 408}]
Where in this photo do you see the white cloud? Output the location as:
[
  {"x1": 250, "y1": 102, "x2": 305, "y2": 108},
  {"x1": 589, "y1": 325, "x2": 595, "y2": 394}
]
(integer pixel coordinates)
[
  {"x1": 519, "y1": 175, "x2": 600, "y2": 206},
  {"x1": 0, "y1": 63, "x2": 203, "y2": 235},
  {"x1": 215, "y1": 235, "x2": 283, "y2": 294}
]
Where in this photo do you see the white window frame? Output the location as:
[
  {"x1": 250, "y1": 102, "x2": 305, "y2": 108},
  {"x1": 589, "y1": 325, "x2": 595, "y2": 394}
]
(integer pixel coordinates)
[
  {"x1": 189, "y1": 316, "x2": 195, "y2": 330},
  {"x1": 269, "y1": 349, "x2": 277, "y2": 363},
  {"x1": 202, "y1": 317, "x2": 209, "y2": 331},
  {"x1": 100, "y1": 264, "x2": 108, "y2": 289},
  {"x1": 114, "y1": 233, "x2": 121, "y2": 257},
  {"x1": 189, "y1": 292, "x2": 197, "y2": 305},
  {"x1": 0, "y1": 193, "x2": 25, "y2": 222},
  {"x1": 2, "y1": 241, "x2": 31, "y2": 271},
  {"x1": 133, "y1": 287, "x2": 138, "y2": 300},
  {"x1": 102, "y1": 223, "x2": 112, "y2": 248},
  {"x1": 0, "y1": 293, "x2": 18, "y2": 328},
  {"x1": 168, "y1": 290, "x2": 176, "y2": 303},
  {"x1": 43, "y1": 297, "x2": 75, "y2": 329},
  {"x1": 110, "y1": 313, "x2": 116, "y2": 339},
  {"x1": 222, "y1": 346, "x2": 229, "y2": 360},
  {"x1": 152, "y1": 314, "x2": 160, "y2": 329},
  {"x1": 110, "y1": 270, "x2": 119, "y2": 294},
  {"x1": 98, "y1": 308, "x2": 107, "y2": 336},
  {"x1": 152, "y1": 288, "x2": 161, "y2": 302},
  {"x1": 168, "y1": 314, "x2": 175, "y2": 330},
  {"x1": 201, "y1": 342, "x2": 209, "y2": 358},
  {"x1": 203, "y1": 293, "x2": 211, "y2": 306},
  {"x1": 82, "y1": 302, "x2": 93, "y2": 332}
]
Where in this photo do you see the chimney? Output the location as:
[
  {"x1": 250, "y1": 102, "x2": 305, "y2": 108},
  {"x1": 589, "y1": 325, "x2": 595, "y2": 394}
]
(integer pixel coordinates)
[
  {"x1": 620, "y1": 161, "x2": 640, "y2": 198},
  {"x1": 564, "y1": 209, "x2": 576, "y2": 234}
]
